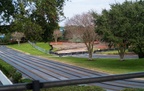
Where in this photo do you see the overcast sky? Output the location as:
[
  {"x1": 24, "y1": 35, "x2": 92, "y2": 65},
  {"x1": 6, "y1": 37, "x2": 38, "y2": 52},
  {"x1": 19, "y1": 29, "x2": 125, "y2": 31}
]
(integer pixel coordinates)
[{"x1": 59, "y1": 0, "x2": 135, "y2": 26}]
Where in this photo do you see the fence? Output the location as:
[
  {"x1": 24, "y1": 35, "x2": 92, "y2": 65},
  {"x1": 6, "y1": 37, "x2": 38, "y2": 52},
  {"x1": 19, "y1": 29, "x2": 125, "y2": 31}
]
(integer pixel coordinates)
[
  {"x1": 0, "y1": 72, "x2": 144, "y2": 91},
  {"x1": 28, "y1": 41, "x2": 49, "y2": 54}
]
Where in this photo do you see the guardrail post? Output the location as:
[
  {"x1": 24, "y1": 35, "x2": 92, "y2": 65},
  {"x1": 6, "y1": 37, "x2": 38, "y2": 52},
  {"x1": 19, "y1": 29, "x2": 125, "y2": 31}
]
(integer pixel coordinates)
[{"x1": 32, "y1": 80, "x2": 40, "y2": 91}]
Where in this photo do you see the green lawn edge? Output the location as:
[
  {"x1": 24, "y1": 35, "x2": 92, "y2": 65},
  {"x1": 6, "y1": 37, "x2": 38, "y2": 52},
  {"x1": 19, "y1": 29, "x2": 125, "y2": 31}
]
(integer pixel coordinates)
[{"x1": 7, "y1": 42, "x2": 144, "y2": 74}]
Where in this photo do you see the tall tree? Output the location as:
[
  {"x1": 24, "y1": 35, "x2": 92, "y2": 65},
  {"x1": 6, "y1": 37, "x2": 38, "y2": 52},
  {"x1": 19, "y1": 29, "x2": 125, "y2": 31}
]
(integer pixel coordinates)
[
  {"x1": 65, "y1": 12, "x2": 98, "y2": 60},
  {"x1": 93, "y1": 0, "x2": 144, "y2": 59},
  {"x1": 11, "y1": 1, "x2": 43, "y2": 42},
  {"x1": 11, "y1": 0, "x2": 67, "y2": 42},
  {"x1": 30, "y1": 0, "x2": 67, "y2": 42},
  {"x1": 0, "y1": 0, "x2": 15, "y2": 25},
  {"x1": 93, "y1": 1, "x2": 136, "y2": 61},
  {"x1": 128, "y1": 0, "x2": 144, "y2": 58}
]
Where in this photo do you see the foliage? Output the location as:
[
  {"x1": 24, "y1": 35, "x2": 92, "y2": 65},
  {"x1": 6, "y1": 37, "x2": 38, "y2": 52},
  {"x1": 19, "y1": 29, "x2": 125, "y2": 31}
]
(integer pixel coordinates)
[
  {"x1": 0, "y1": 0, "x2": 67, "y2": 42},
  {"x1": 11, "y1": 13, "x2": 43, "y2": 42},
  {"x1": 0, "y1": 0, "x2": 15, "y2": 24},
  {"x1": 0, "y1": 33, "x2": 11, "y2": 44},
  {"x1": 28, "y1": 0, "x2": 67, "y2": 42},
  {"x1": 0, "y1": 59, "x2": 16, "y2": 77},
  {"x1": 21, "y1": 78, "x2": 32, "y2": 83},
  {"x1": 12, "y1": 72, "x2": 22, "y2": 83},
  {"x1": 127, "y1": 1, "x2": 144, "y2": 58},
  {"x1": 93, "y1": 0, "x2": 144, "y2": 60},
  {"x1": 0, "y1": 59, "x2": 22, "y2": 83}
]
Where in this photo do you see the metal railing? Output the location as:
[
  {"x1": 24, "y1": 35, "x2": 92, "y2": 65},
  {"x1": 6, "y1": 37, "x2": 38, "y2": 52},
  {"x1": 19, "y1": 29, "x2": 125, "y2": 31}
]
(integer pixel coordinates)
[
  {"x1": 0, "y1": 72, "x2": 144, "y2": 91},
  {"x1": 0, "y1": 70, "x2": 12, "y2": 85},
  {"x1": 28, "y1": 41, "x2": 49, "y2": 54}
]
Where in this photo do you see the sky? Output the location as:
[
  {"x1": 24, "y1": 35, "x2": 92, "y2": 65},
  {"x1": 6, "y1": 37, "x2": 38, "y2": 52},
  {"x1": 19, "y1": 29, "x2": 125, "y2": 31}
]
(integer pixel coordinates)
[{"x1": 59, "y1": 0, "x2": 135, "y2": 26}]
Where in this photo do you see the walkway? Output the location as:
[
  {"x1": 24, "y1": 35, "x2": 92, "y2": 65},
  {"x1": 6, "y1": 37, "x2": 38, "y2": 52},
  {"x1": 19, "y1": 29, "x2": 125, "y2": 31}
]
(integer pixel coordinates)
[{"x1": 0, "y1": 46, "x2": 143, "y2": 91}]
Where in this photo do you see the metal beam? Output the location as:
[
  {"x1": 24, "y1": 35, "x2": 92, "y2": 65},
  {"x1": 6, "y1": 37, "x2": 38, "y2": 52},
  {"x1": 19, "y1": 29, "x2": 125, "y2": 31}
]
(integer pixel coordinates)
[{"x1": 0, "y1": 72, "x2": 144, "y2": 91}]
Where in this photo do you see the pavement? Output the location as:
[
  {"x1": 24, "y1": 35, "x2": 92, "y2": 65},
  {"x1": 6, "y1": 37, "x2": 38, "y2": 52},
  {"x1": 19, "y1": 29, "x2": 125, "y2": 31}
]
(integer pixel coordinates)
[
  {"x1": 0, "y1": 46, "x2": 144, "y2": 91},
  {"x1": 70, "y1": 54, "x2": 138, "y2": 59}
]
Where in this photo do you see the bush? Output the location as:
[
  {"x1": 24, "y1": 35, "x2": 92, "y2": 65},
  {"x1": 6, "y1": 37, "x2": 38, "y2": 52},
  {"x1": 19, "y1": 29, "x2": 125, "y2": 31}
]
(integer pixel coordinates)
[
  {"x1": 122, "y1": 88, "x2": 144, "y2": 91},
  {"x1": 0, "y1": 61, "x2": 14, "y2": 77},
  {"x1": 21, "y1": 78, "x2": 32, "y2": 83},
  {"x1": 0, "y1": 59, "x2": 23, "y2": 83},
  {"x1": 12, "y1": 72, "x2": 22, "y2": 83}
]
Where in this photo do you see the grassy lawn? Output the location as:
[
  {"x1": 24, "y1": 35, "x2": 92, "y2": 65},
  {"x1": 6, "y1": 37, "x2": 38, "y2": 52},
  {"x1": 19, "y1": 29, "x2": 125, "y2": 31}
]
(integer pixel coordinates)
[
  {"x1": 96, "y1": 50, "x2": 130, "y2": 55},
  {"x1": 7, "y1": 42, "x2": 144, "y2": 74},
  {"x1": 35, "y1": 42, "x2": 50, "y2": 50},
  {"x1": 8, "y1": 42, "x2": 50, "y2": 56}
]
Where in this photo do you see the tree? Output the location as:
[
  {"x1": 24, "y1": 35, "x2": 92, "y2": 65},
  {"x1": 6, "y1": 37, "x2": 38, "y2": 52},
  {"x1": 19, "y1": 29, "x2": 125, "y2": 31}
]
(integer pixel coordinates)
[
  {"x1": 93, "y1": 0, "x2": 144, "y2": 59},
  {"x1": 127, "y1": 0, "x2": 144, "y2": 58},
  {"x1": 0, "y1": 0, "x2": 15, "y2": 25},
  {"x1": 65, "y1": 12, "x2": 97, "y2": 60},
  {"x1": 53, "y1": 29, "x2": 62, "y2": 43},
  {"x1": 65, "y1": 25, "x2": 83, "y2": 42},
  {"x1": 11, "y1": 14, "x2": 43, "y2": 42},
  {"x1": 93, "y1": 1, "x2": 136, "y2": 61},
  {"x1": 0, "y1": 0, "x2": 67, "y2": 42},
  {"x1": 11, "y1": 32, "x2": 25, "y2": 45},
  {"x1": 29, "y1": 0, "x2": 67, "y2": 42}
]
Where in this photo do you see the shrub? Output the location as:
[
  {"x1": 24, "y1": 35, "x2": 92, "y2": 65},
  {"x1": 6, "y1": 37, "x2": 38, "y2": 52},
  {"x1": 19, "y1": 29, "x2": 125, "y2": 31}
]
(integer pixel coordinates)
[
  {"x1": 12, "y1": 72, "x2": 22, "y2": 83},
  {"x1": 21, "y1": 78, "x2": 32, "y2": 83},
  {"x1": 0, "y1": 59, "x2": 23, "y2": 83}
]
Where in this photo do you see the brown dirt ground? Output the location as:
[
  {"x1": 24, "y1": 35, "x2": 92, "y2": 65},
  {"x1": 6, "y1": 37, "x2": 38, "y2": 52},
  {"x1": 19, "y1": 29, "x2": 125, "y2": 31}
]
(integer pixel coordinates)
[{"x1": 50, "y1": 42, "x2": 108, "y2": 53}]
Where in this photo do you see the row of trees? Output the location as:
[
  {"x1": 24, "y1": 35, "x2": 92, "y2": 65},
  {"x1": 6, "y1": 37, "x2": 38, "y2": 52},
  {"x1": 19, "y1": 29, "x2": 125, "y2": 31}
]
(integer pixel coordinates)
[
  {"x1": 64, "y1": 0, "x2": 144, "y2": 60},
  {"x1": 0, "y1": 0, "x2": 67, "y2": 42}
]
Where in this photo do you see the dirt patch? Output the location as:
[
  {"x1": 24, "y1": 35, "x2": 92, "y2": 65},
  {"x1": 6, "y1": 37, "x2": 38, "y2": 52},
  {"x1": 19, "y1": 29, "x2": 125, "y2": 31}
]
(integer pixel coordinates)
[{"x1": 50, "y1": 42, "x2": 108, "y2": 53}]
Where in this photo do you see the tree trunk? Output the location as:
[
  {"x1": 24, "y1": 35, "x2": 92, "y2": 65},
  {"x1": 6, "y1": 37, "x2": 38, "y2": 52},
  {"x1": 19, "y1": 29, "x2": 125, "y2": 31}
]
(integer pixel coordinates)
[
  {"x1": 54, "y1": 37, "x2": 57, "y2": 44},
  {"x1": 17, "y1": 40, "x2": 20, "y2": 46},
  {"x1": 88, "y1": 51, "x2": 93, "y2": 60},
  {"x1": 119, "y1": 52, "x2": 125, "y2": 61},
  {"x1": 118, "y1": 45, "x2": 126, "y2": 61}
]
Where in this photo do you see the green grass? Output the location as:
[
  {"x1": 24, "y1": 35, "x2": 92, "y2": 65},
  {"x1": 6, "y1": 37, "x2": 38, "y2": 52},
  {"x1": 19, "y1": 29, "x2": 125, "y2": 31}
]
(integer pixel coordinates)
[
  {"x1": 40, "y1": 86, "x2": 105, "y2": 91},
  {"x1": 8, "y1": 42, "x2": 51, "y2": 56},
  {"x1": 45, "y1": 57, "x2": 144, "y2": 74},
  {"x1": 7, "y1": 43, "x2": 144, "y2": 74},
  {"x1": 97, "y1": 50, "x2": 129, "y2": 55},
  {"x1": 35, "y1": 42, "x2": 50, "y2": 50}
]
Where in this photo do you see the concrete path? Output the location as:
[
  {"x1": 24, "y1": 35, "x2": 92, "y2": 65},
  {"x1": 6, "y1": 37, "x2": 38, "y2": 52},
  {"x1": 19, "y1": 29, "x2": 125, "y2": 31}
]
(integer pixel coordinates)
[
  {"x1": 0, "y1": 46, "x2": 143, "y2": 91},
  {"x1": 70, "y1": 54, "x2": 138, "y2": 59}
]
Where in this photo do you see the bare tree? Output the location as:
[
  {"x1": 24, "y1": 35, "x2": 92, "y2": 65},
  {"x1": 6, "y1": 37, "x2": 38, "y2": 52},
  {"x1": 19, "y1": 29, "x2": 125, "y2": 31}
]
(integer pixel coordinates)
[
  {"x1": 11, "y1": 32, "x2": 25, "y2": 45},
  {"x1": 65, "y1": 25, "x2": 83, "y2": 42},
  {"x1": 65, "y1": 12, "x2": 98, "y2": 60},
  {"x1": 53, "y1": 29, "x2": 62, "y2": 43}
]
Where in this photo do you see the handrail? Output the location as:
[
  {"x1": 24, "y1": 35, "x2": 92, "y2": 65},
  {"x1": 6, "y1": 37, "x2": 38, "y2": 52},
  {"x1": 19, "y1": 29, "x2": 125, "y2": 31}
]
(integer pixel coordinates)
[
  {"x1": 0, "y1": 70, "x2": 12, "y2": 85},
  {"x1": 28, "y1": 41, "x2": 49, "y2": 54},
  {"x1": 0, "y1": 72, "x2": 144, "y2": 91}
]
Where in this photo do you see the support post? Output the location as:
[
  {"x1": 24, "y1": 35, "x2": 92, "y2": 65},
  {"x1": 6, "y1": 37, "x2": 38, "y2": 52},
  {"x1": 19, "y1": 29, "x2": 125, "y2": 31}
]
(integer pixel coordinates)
[{"x1": 32, "y1": 80, "x2": 40, "y2": 91}]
